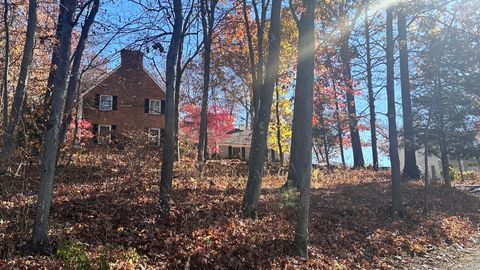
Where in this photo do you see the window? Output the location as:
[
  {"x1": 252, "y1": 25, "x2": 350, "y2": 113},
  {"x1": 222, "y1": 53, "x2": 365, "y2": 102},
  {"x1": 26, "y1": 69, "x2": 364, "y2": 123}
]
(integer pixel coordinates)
[
  {"x1": 97, "y1": 125, "x2": 112, "y2": 144},
  {"x1": 228, "y1": 146, "x2": 241, "y2": 159},
  {"x1": 149, "y1": 99, "x2": 161, "y2": 115},
  {"x1": 145, "y1": 99, "x2": 165, "y2": 115},
  {"x1": 99, "y1": 95, "x2": 113, "y2": 111},
  {"x1": 148, "y1": 128, "x2": 162, "y2": 146}
]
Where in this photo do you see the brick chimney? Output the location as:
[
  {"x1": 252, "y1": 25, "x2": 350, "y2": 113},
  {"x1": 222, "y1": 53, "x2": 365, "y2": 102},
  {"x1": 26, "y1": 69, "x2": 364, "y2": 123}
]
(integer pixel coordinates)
[{"x1": 120, "y1": 49, "x2": 144, "y2": 68}]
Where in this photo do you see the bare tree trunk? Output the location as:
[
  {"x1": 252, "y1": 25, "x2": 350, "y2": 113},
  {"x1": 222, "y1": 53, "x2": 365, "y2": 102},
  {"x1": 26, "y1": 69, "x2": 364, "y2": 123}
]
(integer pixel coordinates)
[
  {"x1": 364, "y1": 6, "x2": 378, "y2": 171},
  {"x1": 275, "y1": 84, "x2": 283, "y2": 165},
  {"x1": 159, "y1": 0, "x2": 183, "y2": 212},
  {"x1": 323, "y1": 136, "x2": 330, "y2": 168},
  {"x1": 458, "y1": 157, "x2": 464, "y2": 182},
  {"x1": 241, "y1": 0, "x2": 259, "y2": 126},
  {"x1": 58, "y1": 0, "x2": 99, "y2": 157},
  {"x1": 42, "y1": 0, "x2": 65, "y2": 107},
  {"x1": 340, "y1": 37, "x2": 364, "y2": 168},
  {"x1": 386, "y1": 6, "x2": 401, "y2": 217},
  {"x1": 242, "y1": 0, "x2": 282, "y2": 218},
  {"x1": 333, "y1": 82, "x2": 346, "y2": 168},
  {"x1": 290, "y1": 0, "x2": 315, "y2": 258},
  {"x1": 2, "y1": 0, "x2": 9, "y2": 133},
  {"x1": 423, "y1": 130, "x2": 429, "y2": 215},
  {"x1": 398, "y1": 7, "x2": 418, "y2": 180},
  {"x1": 174, "y1": 36, "x2": 183, "y2": 161},
  {"x1": 31, "y1": 0, "x2": 76, "y2": 249},
  {"x1": 1, "y1": 0, "x2": 37, "y2": 166},
  {"x1": 440, "y1": 134, "x2": 450, "y2": 187},
  {"x1": 197, "y1": 0, "x2": 218, "y2": 170}
]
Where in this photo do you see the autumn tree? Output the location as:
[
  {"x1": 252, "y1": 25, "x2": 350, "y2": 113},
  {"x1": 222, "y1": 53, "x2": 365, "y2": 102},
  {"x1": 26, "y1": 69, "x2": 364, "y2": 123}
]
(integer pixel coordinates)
[
  {"x1": 240, "y1": 0, "x2": 268, "y2": 126},
  {"x1": 31, "y1": 0, "x2": 78, "y2": 250},
  {"x1": 197, "y1": 0, "x2": 219, "y2": 169},
  {"x1": 58, "y1": 0, "x2": 100, "y2": 156},
  {"x1": 386, "y1": 3, "x2": 401, "y2": 216},
  {"x1": 242, "y1": 0, "x2": 282, "y2": 218},
  {"x1": 363, "y1": 2, "x2": 379, "y2": 170},
  {"x1": 338, "y1": 0, "x2": 366, "y2": 168},
  {"x1": 0, "y1": 0, "x2": 37, "y2": 169},
  {"x1": 288, "y1": 0, "x2": 315, "y2": 257},
  {"x1": 159, "y1": 0, "x2": 183, "y2": 212},
  {"x1": 398, "y1": 1, "x2": 419, "y2": 180},
  {"x1": 180, "y1": 103, "x2": 234, "y2": 153}
]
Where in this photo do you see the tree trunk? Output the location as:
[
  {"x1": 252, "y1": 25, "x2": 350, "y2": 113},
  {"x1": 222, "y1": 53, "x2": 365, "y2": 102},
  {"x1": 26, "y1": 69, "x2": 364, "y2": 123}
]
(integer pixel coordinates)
[
  {"x1": 398, "y1": 7, "x2": 418, "y2": 180},
  {"x1": 333, "y1": 81, "x2": 346, "y2": 168},
  {"x1": 291, "y1": 0, "x2": 315, "y2": 258},
  {"x1": 364, "y1": 6, "x2": 378, "y2": 171},
  {"x1": 197, "y1": 0, "x2": 217, "y2": 169},
  {"x1": 242, "y1": 0, "x2": 282, "y2": 218},
  {"x1": 423, "y1": 131, "x2": 429, "y2": 215},
  {"x1": 323, "y1": 136, "x2": 330, "y2": 168},
  {"x1": 42, "y1": 0, "x2": 65, "y2": 107},
  {"x1": 440, "y1": 135, "x2": 450, "y2": 187},
  {"x1": 58, "y1": 0, "x2": 99, "y2": 157},
  {"x1": 241, "y1": 0, "x2": 259, "y2": 126},
  {"x1": 174, "y1": 35, "x2": 184, "y2": 162},
  {"x1": 159, "y1": 0, "x2": 183, "y2": 212},
  {"x1": 458, "y1": 157, "x2": 464, "y2": 182},
  {"x1": 340, "y1": 37, "x2": 364, "y2": 168},
  {"x1": 2, "y1": 0, "x2": 9, "y2": 134},
  {"x1": 31, "y1": 0, "x2": 76, "y2": 248},
  {"x1": 1, "y1": 0, "x2": 37, "y2": 166},
  {"x1": 386, "y1": 6, "x2": 401, "y2": 217},
  {"x1": 275, "y1": 84, "x2": 283, "y2": 165}
]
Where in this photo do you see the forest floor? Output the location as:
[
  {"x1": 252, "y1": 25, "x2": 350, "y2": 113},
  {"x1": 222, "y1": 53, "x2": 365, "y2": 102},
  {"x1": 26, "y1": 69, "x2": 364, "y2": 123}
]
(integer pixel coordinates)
[{"x1": 1, "y1": 150, "x2": 480, "y2": 269}]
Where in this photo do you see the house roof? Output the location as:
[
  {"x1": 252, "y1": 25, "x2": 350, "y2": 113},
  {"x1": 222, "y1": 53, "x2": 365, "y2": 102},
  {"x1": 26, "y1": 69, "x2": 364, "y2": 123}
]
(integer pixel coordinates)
[
  {"x1": 82, "y1": 49, "x2": 164, "y2": 96},
  {"x1": 218, "y1": 129, "x2": 252, "y2": 146}
]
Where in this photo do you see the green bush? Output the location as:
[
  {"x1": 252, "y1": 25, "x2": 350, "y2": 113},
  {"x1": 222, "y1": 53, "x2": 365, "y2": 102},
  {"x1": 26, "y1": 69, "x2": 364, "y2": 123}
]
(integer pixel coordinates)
[
  {"x1": 279, "y1": 181, "x2": 299, "y2": 209},
  {"x1": 57, "y1": 242, "x2": 113, "y2": 270}
]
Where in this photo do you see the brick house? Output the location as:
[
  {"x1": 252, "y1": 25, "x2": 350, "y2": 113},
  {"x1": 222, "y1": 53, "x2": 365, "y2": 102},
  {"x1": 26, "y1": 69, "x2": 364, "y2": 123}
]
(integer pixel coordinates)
[{"x1": 82, "y1": 49, "x2": 165, "y2": 145}]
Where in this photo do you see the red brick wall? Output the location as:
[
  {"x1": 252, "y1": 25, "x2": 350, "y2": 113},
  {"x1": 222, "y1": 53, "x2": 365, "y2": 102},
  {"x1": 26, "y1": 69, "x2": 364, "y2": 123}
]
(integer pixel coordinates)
[{"x1": 82, "y1": 50, "x2": 165, "y2": 136}]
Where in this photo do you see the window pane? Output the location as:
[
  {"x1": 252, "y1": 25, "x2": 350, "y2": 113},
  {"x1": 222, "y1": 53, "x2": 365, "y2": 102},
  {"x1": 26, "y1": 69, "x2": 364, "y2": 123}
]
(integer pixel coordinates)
[
  {"x1": 98, "y1": 125, "x2": 111, "y2": 144},
  {"x1": 100, "y1": 95, "x2": 113, "y2": 110},
  {"x1": 149, "y1": 100, "x2": 161, "y2": 114},
  {"x1": 148, "y1": 128, "x2": 160, "y2": 145}
]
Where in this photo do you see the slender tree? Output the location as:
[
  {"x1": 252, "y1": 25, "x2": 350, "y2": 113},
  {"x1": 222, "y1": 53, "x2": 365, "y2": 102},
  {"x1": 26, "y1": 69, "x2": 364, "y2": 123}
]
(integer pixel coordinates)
[
  {"x1": 159, "y1": 0, "x2": 183, "y2": 212},
  {"x1": 197, "y1": 0, "x2": 219, "y2": 169},
  {"x1": 386, "y1": 5, "x2": 401, "y2": 216},
  {"x1": 0, "y1": 0, "x2": 37, "y2": 168},
  {"x1": 242, "y1": 0, "x2": 282, "y2": 218},
  {"x1": 398, "y1": 5, "x2": 418, "y2": 179},
  {"x1": 274, "y1": 84, "x2": 284, "y2": 165},
  {"x1": 338, "y1": 2, "x2": 365, "y2": 168},
  {"x1": 174, "y1": 0, "x2": 202, "y2": 160},
  {"x1": 58, "y1": 0, "x2": 100, "y2": 155},
  {"x1": 333, "y1": 80, "x2": 346, "y2": 168},
  {"x1": 31, "y1": 0, "x2": 77, "y2": 249},
  {"x1": 1, "y1": 0, "x2": 9, "y2": 132},
  {"x1": 364, "y1": 5, "x2": 378, "y2": 171},
  {"x1": 289, "y1": 0, "x2": 315, "y2": 257},
  {"x1": 241, "y1": 0, "x2": 268, "y2": 127}
]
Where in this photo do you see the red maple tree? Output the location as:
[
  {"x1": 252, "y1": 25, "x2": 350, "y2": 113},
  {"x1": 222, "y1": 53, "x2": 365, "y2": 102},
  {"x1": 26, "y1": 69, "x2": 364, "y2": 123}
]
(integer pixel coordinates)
[{"x1": 180, "y1": 104, "x2": 234, "y2": 153}]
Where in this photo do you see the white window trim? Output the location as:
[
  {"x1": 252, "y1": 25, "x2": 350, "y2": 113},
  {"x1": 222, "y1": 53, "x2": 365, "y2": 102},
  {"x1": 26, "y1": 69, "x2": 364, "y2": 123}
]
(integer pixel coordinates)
[
  {"x1": 99, "y1": 95, "x2": 113, "y2": 111},
  {"x1": 148, "y1": 128, "x2": 162, "y2": 146},
  {"x1": 149, "y1": 99, "x2": 162, "y2": 115},
  {"x1": 97, "y1": 124, "x2": 112, "y2": 144}
]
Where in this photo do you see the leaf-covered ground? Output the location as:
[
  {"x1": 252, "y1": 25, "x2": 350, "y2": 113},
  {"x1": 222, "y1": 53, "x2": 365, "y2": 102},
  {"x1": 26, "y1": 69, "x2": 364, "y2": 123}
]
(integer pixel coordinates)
[{"x1": 1, "y1": 151, "x2": 480, "y2": 269}]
